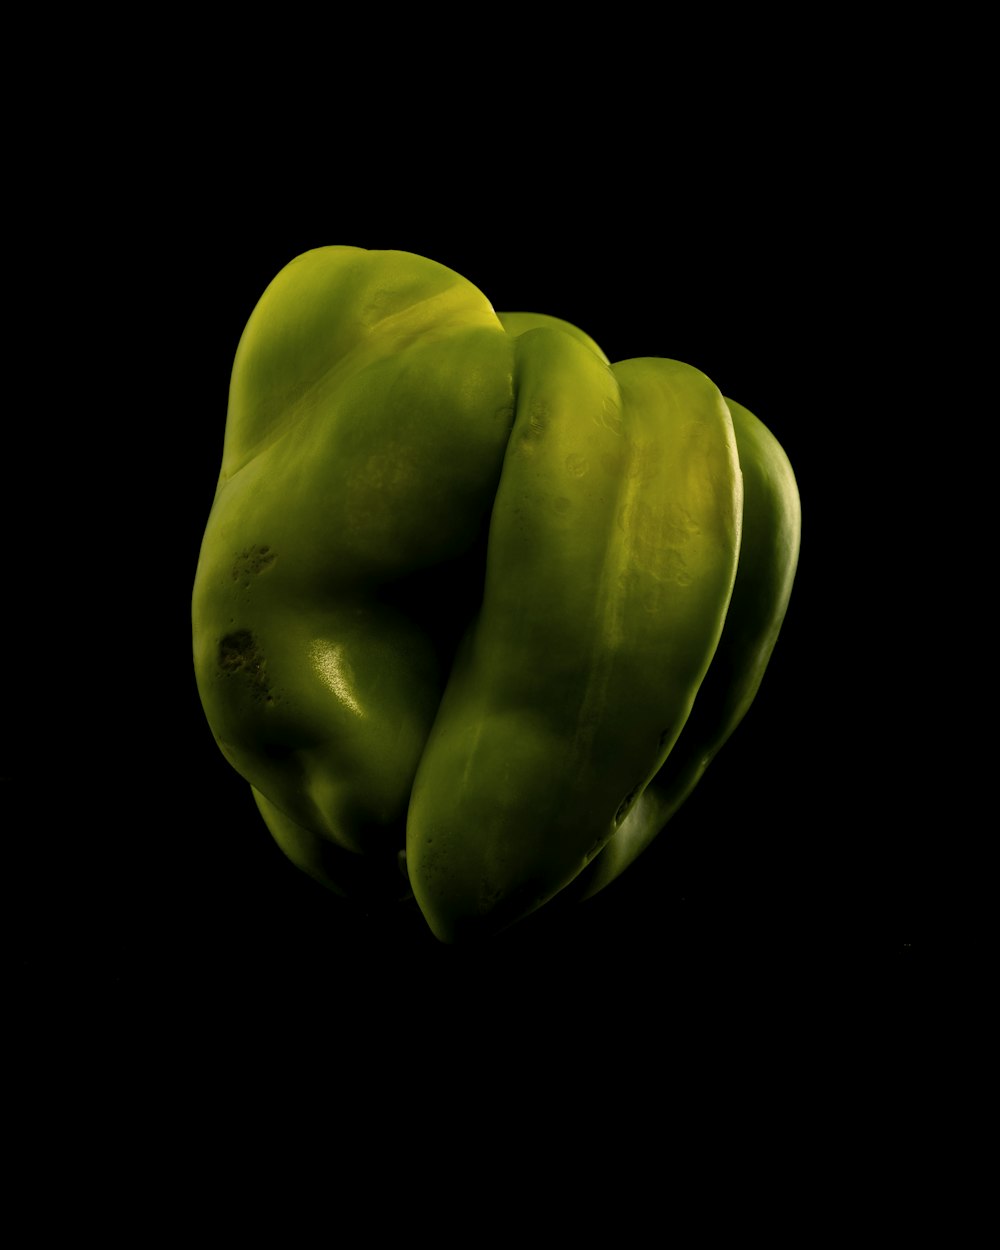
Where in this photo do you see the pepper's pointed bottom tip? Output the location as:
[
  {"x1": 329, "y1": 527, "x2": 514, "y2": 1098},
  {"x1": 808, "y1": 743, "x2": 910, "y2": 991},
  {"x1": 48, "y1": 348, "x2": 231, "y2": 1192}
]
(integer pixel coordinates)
[
  {"x1": 411, "y1": 889, "x2": 512, "y2": 946},
  {"x1": 415, "y1": 884, "x2": 562, "y2": 946},
  {"x1": 419, "y1": 908, "x2": 507, "y2": 947}
]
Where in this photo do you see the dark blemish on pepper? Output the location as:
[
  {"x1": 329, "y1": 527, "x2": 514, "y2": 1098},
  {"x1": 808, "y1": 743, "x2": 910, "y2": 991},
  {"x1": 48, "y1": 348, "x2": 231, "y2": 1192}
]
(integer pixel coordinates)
[
  {"x1": 232, "y1": 544, "x2": 276, "y2": 582},
  {"x1": 219, "y1": 629, "x2": 271, "y2": 701}
]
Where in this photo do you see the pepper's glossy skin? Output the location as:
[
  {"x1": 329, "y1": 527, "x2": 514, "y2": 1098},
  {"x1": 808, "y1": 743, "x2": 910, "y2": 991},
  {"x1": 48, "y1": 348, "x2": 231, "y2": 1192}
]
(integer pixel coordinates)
[{"x1": 192, "y1": 246, "x2": 800, "y2": 942}]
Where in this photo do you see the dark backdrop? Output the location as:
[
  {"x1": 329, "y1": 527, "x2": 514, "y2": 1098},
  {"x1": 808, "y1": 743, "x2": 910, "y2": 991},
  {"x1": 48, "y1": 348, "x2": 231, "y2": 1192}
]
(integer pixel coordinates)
[{"x1": 11, "y1": 141, "x2": 936, "y2": 1061}]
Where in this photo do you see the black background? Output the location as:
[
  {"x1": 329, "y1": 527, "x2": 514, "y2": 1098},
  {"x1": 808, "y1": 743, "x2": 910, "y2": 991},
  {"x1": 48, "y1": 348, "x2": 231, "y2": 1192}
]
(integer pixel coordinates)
[
  {"x1": 11, "y1": 84, "x2": 958, "y2": 1100},
  {"x1": 8, "y1": 20, "x2": 991, "y2": 1232}
]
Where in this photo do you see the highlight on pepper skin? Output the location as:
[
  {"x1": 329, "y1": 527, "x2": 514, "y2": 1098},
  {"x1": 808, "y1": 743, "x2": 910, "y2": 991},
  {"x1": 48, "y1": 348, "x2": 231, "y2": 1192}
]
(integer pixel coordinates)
[{"x1": 192, "y1": 245, "x2": 801, "y2": 943}]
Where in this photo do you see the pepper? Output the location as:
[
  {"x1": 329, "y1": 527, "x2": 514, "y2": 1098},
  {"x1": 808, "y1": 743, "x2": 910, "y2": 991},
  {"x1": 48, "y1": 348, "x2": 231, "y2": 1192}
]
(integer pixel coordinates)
[{"x1": 192, "y1": 246, "x2": 800, "y2": 942}]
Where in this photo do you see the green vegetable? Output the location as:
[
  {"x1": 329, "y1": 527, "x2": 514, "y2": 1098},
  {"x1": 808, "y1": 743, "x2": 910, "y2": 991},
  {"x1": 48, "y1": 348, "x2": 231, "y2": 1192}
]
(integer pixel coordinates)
[{"x1": 192, "y1": 246, "x2": 800, "y2": 942}]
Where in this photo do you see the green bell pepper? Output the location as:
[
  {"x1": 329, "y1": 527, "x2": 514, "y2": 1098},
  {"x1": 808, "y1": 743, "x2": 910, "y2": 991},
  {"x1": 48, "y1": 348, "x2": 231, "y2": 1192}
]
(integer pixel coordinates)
[{"x1": 192, "y1": 245, "x2": 800, "y2": 942}]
